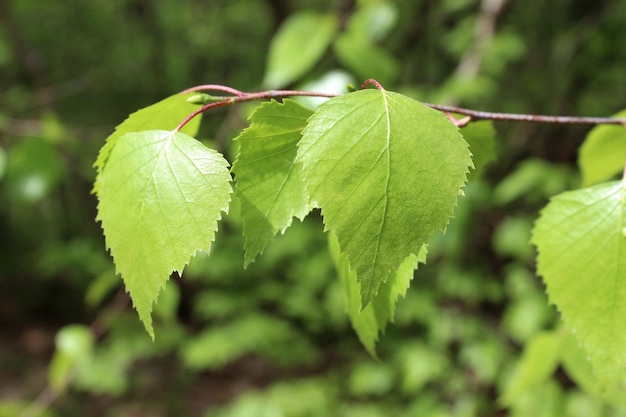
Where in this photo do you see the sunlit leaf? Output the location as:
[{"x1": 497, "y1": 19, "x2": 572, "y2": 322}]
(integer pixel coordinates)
[
  {"x1": 330, "y1": 232, "x2": 426, "y2": 355},
  {"x1": 560, "y1": 329, "x2": 626, "y2": 405},
  {"x1": 263, "y1": 12, "x2": 338, "y2": 88},
  {"x1": 97, "y1": 130, "x2": 231, "y2": 337},
  {"x1": 532, "y1": 181, "x2": 626, "y2": 389},
  {"x1": 93, "y1": 93, "x2": 201, "y2": 195},
  {"x1": 297, "y1": 89, "x2": 471, "y2": 306},
  {"x1": 578, "y1": 110, "x2": 626, "y2": 187},
  {"x1": 560, "y1": 330, "x2": 599, "y2": 396},
  {"x1": 231, "y1": 100, "x2": 313, "y2": 266}
]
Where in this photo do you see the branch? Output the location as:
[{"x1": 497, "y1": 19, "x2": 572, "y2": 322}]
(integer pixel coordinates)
[
  {"x1": 424, "y1": 103, "x2": 626, "y2": 126},
  {"x1": 176, "y1": 88, "x2": 340, "y2": 131},
  {"x1": 176, "y1": 82, "x2": 626, "y2": 131}
]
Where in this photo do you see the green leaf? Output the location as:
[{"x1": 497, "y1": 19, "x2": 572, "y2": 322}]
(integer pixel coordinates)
[
  {"x1": 532, "y1": 181, "x2": 626, "y2": 389},
  {"x1": 461, "y1": 120, "x2": 497, "y2": 181},
  {"x1": 96, "y1": 130, "x2": 231, "y2": 338},
  {"x1": 263, "y1": 12, "x2": 338, "y2": 88},
  {"x1": 500, "y1": 330, "x2": 563, "y2": 406},
  {"x1": 560, "y1": 330, "x2": 599, "y2": 396},
  {"x1": 231, "y1": 100, "x2": 313, "y2": 266},
  {"x1": 93, "y1": 92, "x2": 201, "y2": 195},
  {"x1": 578, "y1": 110, "x2": 626, "y2": 187},
  {"x1": 297, "y1": 89, "x2": 471, "y2": 306},
  {"x1": 330, "y1": 232, "x2": 426, "y2": 355},
  {"x1": 561, "y1": 329, "x2": 626, "y2": 406}
]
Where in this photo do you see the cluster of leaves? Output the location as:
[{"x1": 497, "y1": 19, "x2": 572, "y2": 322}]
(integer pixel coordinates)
[
  {"x1": 93, "y1": 86, "x2": 475, "y2": 349},
  {"x1": 91, "y1": 81, "x2": 626, "y2": 401},
  {"x1": 91, "y1": 0, "x2": 626, "y2": 401},
  {"x1": 46, "y1": 173, "x2": 626, "y2": 417}
]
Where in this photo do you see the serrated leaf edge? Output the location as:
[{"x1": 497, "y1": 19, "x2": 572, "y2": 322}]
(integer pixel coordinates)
[
  {"x1": 531, "y1": 182, "x2": 626, "y2": 389},
  {"x1": 298, "y1": 90, "x2": 470, "y2": 305},
  {"x1": 97, "y1": 130, "x2": 232, "y2": 339},
  {"x1": 231, "y1": 100, "x2": 313, "y2": 266}
]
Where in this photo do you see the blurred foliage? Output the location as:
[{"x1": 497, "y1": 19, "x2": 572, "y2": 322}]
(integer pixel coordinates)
[{"x1": 1, "y1": 0, "x2": 626, "y2": 416}]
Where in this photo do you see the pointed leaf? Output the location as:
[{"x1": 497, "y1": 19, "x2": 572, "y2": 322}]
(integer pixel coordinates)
[
  {"x1": 232, "y1": 100, "x2": 313, "y2": 266},
  {"x1": 263, "y1": 12, "x2": 338, "y2": 88},
  {"x1": 297, "y1": 89, "x2": 471, "y2": 305},
  {"x1": 96, "y1": 130, "x2": 231, "y2": 337},
  {"x1": 93, "y1": 93, "x2": 201, "y2": 195},
  {"x1": 330, "y1": 232, "x2": 426, "y2": 355},
  {"x1": 578, "y1": 110, "x2": 626, "y2": 187},
  {"x1": 532, "y1": 181, "x2": 626, "y2": 389}
]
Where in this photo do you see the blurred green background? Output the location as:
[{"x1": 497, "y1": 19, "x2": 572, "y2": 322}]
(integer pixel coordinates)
[{"x1": 1, "y1": 0, "x2": 625, "y2": 416}]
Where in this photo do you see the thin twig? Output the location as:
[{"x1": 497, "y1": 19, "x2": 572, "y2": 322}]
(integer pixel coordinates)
[
  {"x1": 423, "y1": 103, "x2": 626, "y2": 125},
  {"x1": 181, "y1": 84, "x2": 246, "y2": 96},
  {"x1": 175, "y1": 89, "x2": 340, "y2": 132},
  {"x1": 176, "y1": 83, "x2": 626, "y2": 130}
]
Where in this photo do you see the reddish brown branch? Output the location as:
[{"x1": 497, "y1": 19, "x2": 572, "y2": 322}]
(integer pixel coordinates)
[
  {"x1": 181, "y1": 84, "x2": 246, "y2": 97},
  {"x1": 424, "y1": 103, "x2": 626, "y2": 126},
  {"x1": 176, "y1": 82, "x2": 626, "y2": 131}
]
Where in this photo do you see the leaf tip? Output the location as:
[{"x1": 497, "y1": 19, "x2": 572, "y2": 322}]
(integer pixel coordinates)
[{"x1": 132, "y1": 296, "x2": 156, "y2": 341}]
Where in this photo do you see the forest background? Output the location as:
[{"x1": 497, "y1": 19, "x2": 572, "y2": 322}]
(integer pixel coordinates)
[{"x1": 1, "y1": 0, "x2": 626, "y2": 416}]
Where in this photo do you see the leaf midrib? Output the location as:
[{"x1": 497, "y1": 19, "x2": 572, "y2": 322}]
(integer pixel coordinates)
[{"x1": 362, "y1": 90, "x2": 392, "y2": 303}]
